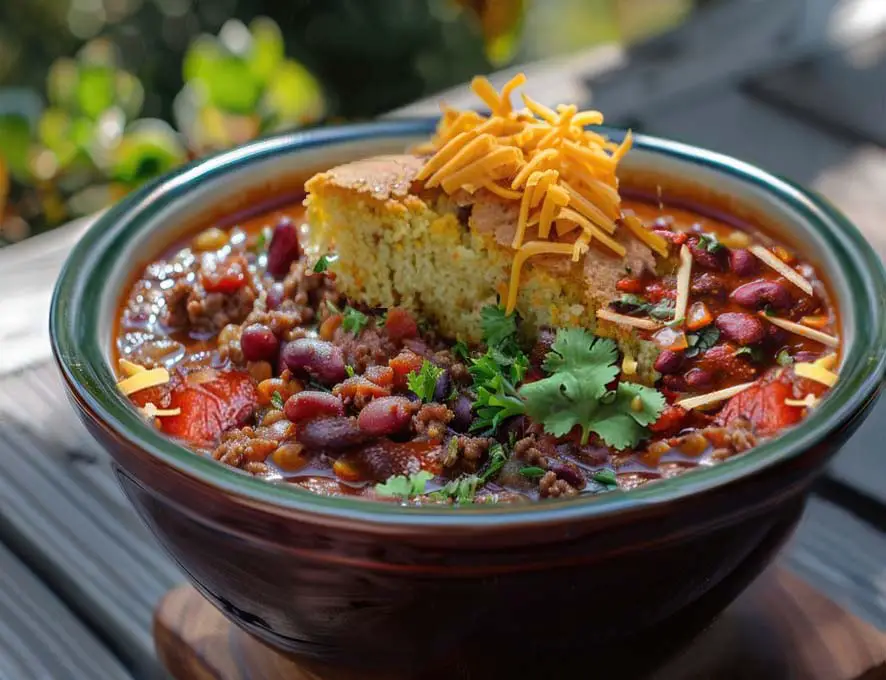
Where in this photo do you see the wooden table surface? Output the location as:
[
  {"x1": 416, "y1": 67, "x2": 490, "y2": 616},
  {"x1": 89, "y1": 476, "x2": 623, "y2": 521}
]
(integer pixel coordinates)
[{"x1": 1, "y1": 3, "x2": 885, "y2": 678}]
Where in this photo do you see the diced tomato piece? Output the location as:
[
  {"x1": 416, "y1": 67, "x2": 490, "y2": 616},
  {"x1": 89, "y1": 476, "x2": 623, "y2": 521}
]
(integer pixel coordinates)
[
  {"x1": 201, "y1": 255, "x2": 249, "y2": 294},
  {"x1": 385, "y1": 307, "x2": 419, "y2": 340},
  {"x1": 389, "y1": 349, "x2": 424, "y2": 388},
  {"x1": 332, "y1": 376, "x2": 391, "y2": 401},
  {"x1": 716, "y1": 379, "x2": 801, "y2": 437},
  {"x1": 160, "y1": 370, "x2": 257, "y2": 446},
  {"x1": 364, "y1": 365, "x2": 394, "y2": 388},
  {"x1": 616, "y1": 277, "x2": 645, "y2": 294},
  {"x1": 649, "y1": 405, "x2": 689, "y2": 436},
  {"x1": 319, "y1": 314, "x2": 343, "y2": 341},
  {"x1": 696, "y1": 344, "x2": 757, "y2": 382},
  {"x1": 644, "y1": 280, "x2": 677, "y2": 303}
]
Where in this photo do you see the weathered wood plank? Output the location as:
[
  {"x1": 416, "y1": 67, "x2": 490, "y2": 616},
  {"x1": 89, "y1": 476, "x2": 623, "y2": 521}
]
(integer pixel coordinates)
[
  {"x1": 0, "y1": 540, "x2": 133, "y2": 680},
  {"x1": 0, "y1": 363, "x2": 183, "y2": 679}
]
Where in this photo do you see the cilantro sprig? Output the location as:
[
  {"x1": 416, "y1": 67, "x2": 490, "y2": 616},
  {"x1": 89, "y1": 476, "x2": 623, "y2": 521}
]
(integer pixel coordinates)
[
  {"x1": 684, "y1": 327, "x2": 719, "y2": 358},
  {"x1": 615, "y1": 294, "x2": 675, "y2": 320},
  {"x1": 313, "y1": 254, "x2": 332, "y2": 273},
  {"x1": 407, "y1": 360, "x2": 444, "y2": 403},
  {"x1": 341, "y1": 306, "x2": 369, "y2": 335},
  {"x1": 375, "y1": 470, "x2": 433, "y2": 499},
  {"x1": 427, "y1": 443, "x2": 508, "y2": 504},
  {"x1": 519, "y1": 329, "x2": 665, "y2": 449}
]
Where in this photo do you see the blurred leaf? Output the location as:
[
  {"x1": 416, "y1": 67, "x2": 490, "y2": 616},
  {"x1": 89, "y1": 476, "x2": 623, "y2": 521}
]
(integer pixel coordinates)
[
  {"x1": 453, "y1": 0, "x2": 525, "y2": 65},
  {"x1": 202, "y1": 57, "x2": 262, "y2": 115},
  {"x1": 115, "y1": 72, "x2": 144, "y2": 120},
  {"x1": 247, "y1": 17, "x2": 285, "y2": 85},
  {"x1": 262, "y1": 60, "x2": 325, "y2": 127},
  {"x1": 70, "y1": 117, "x2": 96, "y2": 152},
  {"x1": 37, "y1": 108, "x2": 80, "y2": 169},
  {"x1": 47, "y1": 58, "x2": 79, "y2": 109},
  {"x1": 0, "y1": 114, "x2": 34, "y2": 179},
  {"x1": 109, "y1": 119, "x2": 186, "y2": 185},
  {"x1": 77, "y1": 38, "x2": 121, "y2": 69},
  {"x1": 77, "y1": 66, "x2": 116, "y2": 118},
  {"x1": 183, "y1": 35, "x2": 223, "y2": 83}
]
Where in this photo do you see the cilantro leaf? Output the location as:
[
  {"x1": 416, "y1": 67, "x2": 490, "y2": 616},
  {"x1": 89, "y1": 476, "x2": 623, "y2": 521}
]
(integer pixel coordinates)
[
  {"x1": 776, "y1": 348, "x2": 794, "y2": 366},
  {"x1": 479, "y1": 443, "x2": 507, "y2": 482},
  {"x1": 453, "y1": 340, "x2": 470, "y2": 361},
  {"x1": 616, "y1": 294, "x2": 674, "y2": 320},
  {"x1": 468, "y1": 354, "x2": 525, "y2": 433},
  {"x1": 520, "y1": 329, "x2": 666, "y2": 449},
  {"x1": 684, "y1": 327, "x2": 720, "y2": 358},
  {"x1": 428, "y1": 443, "x2": 509, "y2": 503},
  {"x1": 341, "y1": 306, "x2": 369, "y2": 335},
  {"x1": 481, "y1": 305, "x2": 518, "y2": 349},
  {"x1": 698, "y1": 233, "x2": 724, "y2": 253},
  {"x1": 592, "y1": 468, "x2": 618, "y2": 489},
  {"x1": 734, "y1": 346, "x2": 764, "y2": 362},
  {"x1": 270, "y1": 391, "x2": 284, "y2": 410},
  {"x1": 253, "y1": 226, "x2": 272, "y2": 253},
  {"x1": 375, "y1": 470, "x2": 434, "y2": 499},
  {"x1": 345, "y1": 365, "x2": 355, "y2": 378},
  {"x1": 313, "y1": 254, "x2": 331, "y2": 273},
  {"x1": 407, "y1": 360, "x2": 444, "y2": 403},
  {"x1": 519, "y1": 466, "x2": 546, "y2": 479}
]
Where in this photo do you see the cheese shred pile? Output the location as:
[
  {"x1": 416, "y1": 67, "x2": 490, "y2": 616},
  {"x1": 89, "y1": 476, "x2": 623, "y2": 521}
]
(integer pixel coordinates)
[{"x1": 416, "y1": 73, "x2": 664, "y2": 314}]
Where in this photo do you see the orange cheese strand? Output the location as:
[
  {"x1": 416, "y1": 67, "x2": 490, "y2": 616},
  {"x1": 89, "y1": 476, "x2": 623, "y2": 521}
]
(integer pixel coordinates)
[{"x1": 506, "y1": 241, "x2": 575, "y2": 314}]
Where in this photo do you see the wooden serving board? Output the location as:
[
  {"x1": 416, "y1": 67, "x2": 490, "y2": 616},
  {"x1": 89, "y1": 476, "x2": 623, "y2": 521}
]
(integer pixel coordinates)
[{"x1": 155, "y1": 568, "x2": 886, "y2": 680}]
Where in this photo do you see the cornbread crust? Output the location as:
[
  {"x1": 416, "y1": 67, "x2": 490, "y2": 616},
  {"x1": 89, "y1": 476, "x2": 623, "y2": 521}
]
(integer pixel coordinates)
[{"x1": 305, "y1": 155, "x2": 662, "y2": 380}]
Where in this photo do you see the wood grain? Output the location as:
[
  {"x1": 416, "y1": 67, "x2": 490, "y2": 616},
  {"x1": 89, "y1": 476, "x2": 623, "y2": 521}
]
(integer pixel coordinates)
[
  {"x1": 0, "y1": 541, "x2": 132, "y2": 680},
  {"x1": 153, "y1": 568, "x2": 886, "y2": 680}
]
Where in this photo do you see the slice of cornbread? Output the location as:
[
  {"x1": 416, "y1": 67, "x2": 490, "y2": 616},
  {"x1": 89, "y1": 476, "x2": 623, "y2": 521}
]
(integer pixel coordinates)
[{"x1": 304, "y1": 154, "x2": 662, "y2": 378}]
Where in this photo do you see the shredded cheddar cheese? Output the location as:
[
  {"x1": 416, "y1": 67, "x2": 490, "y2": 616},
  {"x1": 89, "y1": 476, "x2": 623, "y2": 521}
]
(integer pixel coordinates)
[
  {"x1": 815, "y1": 354, "x2": 838, "y2": 371},
  {"x1": 117, "y1": 367, "x2": 170, "y2": 396},
  {"x1": 761, "y1": 314, "x2": 839, "y2": 348},
  {"x1": 676, "y1": 381, "x2": 756, "y2": 410},
  {"x1": 140, "y1": 403, "x2": 182, "y2": 418},
  {"x1": 673, "y1": 244, "x2": 692, "y2": 324},
  {"x1": 785, "y1": 394, "x2": 819, "y2": 409},
  {"x1": 749, "y1": 245, "x2": 814, "y2": 296},
  {"x1": 794, "y1": 362, "x2": 838, "y2": 387},
  {"x1": 119, "y1": 358, "x2": 147, "y2": 377},
  {"x1": 418, "y1": 74, "x2": 662, "y2": 314}
]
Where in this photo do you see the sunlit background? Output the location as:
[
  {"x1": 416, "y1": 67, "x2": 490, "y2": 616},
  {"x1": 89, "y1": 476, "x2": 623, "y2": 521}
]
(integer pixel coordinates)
[{"x1": 0, "y1": 0, "x2": 697, "y2": 246}]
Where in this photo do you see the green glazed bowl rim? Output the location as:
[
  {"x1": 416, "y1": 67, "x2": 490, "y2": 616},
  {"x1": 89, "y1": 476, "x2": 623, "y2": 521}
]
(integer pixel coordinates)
[{"x1": 50, "y1": 118, "x2": 886, "y2": 530}]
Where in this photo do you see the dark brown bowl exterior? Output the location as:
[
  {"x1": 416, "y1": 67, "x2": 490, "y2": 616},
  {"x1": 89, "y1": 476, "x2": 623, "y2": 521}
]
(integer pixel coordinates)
[{"x1": 62, "y1": 371, "x2": 879, "y2": 677}]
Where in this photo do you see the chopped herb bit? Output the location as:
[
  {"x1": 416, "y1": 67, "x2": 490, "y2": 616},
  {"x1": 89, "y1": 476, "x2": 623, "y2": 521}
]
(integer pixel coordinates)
[
  {"x1": 345, "y1": 365, "x2": 355, "y2": 378},
  {"x1": 427, "y1": 475, "x2": 480, "y2": 504},
  {"x1": 342, "y1": 306, "x2": 369, "y2": 335},
  {"x1": 325, "y1": 300, "x2": 341, "y2": 315},
  {"x1": 468, "y1": 354, "x2": 526, "y2": 433},
  {"x1": 776, "y1": 348, "x2": 794, "y2": 366},
  {"x1": 684, "y1": 327, "x2": 720, "y2": 358},
  {"x1": 519, "y1": 466, "x2": 546, "y2": 479},
  {"x1": 592, "y1": 469, "x2": 618, "y2": 489},
  {"x1": 698, "y1": 233, "x2": 724, "y2": 253},
  {"x1": 615, "y1": 295, "x2": 675, "y2": 320},
  {"x1": 734, "y1": 346, "x2": 764, "y2": 362},
  {"x1": 407, "y1": 360, "x2": 444, "y2": 403},
  {"x1": 480, "y1": 443, "x2": 508, "y2": 482},
  {"x1": 519, "y1": 329, "x2": 666, "y2": 449},
  {"x1": 453, "y1": 340, "x2": 471, "y2": 361},
  {"x1": 375, "y1": 470, "x2": 434, "y2": 499},
  {"x1": 253, "y1": 226, "x2": 271, "y2": 252},
  {"x1": 481, "y1": 305, "x2": 519, "y2": 350},
  {"x1": 270, "y1": 391, "x2": 285, "y2": 410},
  {"x1": 313, "y1": 254, "x2": 331, "y2": 273},
  {"x1": 763, "y1": 305, "x2": 776, "y2": 317}
]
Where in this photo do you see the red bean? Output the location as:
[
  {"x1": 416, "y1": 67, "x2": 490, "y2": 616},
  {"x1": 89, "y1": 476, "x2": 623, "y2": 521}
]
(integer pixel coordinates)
[
  {"x1": 688, "y1": 237, "x2": 725, "y2": 270},
  {"x1": 715, "y1": 312, "x2": 766, "y2": 346},
  {"x1": 281, "y1": 338, "x2": 346, "y2": 384},
  {"x1": 433, "y1": 370, "x2": 452, "y2": 403},
  {"x1": 240, "y1": 323, "x2": 279, "y2": 362},
  {"x1": 690, "y1": 273, "x2": 727, "y2": 299},
  {"x1": 298, "y1": 417, "x2": 368, "y2": 450},
  {"x1": 284, "y1": 391, "x2": 345, "y2": 422},
  {"x1": 729, "y1": 249, "x2": 758, "y2": 277},
  {"x1": 450, "y1": 394, "x2": 474, "y2": 432},
  {"x1": 266, "y1": 218, "x2": 301, "y2": 279},
  {"x1": 357, "y1": 396, "x2": 416, "y2": 436},
  {"x1": 731, "y1": 279, "x2": 792, "y2": 310},
  {"x1": 548, "y1": 462, "x2": 586, "y2": 489},
  {"x1": 654, "y1": 350, "x2": 684, "y2": 375},
  {"x1": 684, "y1": 367, "x2": 714, "y2": 390},
  {"x1": 662, "y1": 374, "x2": 687, "y2": 392}
]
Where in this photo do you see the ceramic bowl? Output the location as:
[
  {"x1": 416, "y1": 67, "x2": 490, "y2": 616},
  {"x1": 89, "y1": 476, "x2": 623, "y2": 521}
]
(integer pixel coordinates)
[{"x1": 50, "y1": 120, "x2": 886, "y2": 677}]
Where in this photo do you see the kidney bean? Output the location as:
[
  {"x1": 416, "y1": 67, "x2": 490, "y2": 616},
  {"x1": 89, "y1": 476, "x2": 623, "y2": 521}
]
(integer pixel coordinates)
[
  {"x1": 730, "y1": 279, "x2": 792, "y2": 310},
  {"x1": 654, "y1": 349, "x2": 684, "y2": 375},
  {"x1": 688, "y1": 237, "x2": 726, "y2": 270},
  {"x1": 450, "y1": 394, "x2": 474, "y2": 433},
  {"x1": 358, "y1": 396, "x2": 416, "y2": 436},
  {"x1": 766, "y1": 323, "x2": 787, "y2": 345},
  {"x1": 548, "y1": 462, "x2": 586, "y2": 489},
  {"x1": 433, "y1": 369, "x2": 452, "y2": 403},
  {"x1": 728, "y1": 249, "x2": 758, "y2": 277},
  {"x1": 281, "y1": 338, "x2": 346, "y2": 384},
  {"x1": 662, "y1": 374, "x2": 687, "y2": 392},
  {"x1": 690, "y1": 273, "x2": 727, "y2": 299},
  {"x1": 266, "y1": 218, "x2": 301, "y2": 279},
  {"x1": 240, "y1": 323, "x2": 279, "y2": 362},
  {"x1": 684, "y1": 367, "x2": 714, "y2": 390},
  {"x1": 298, "y1": 417, "x2": 369, "y2": 450},
  {"x1": 715, "y1": 312, "x2": 766, "y2": 346},
  {"x1": 284, "y1": 391, "x2": 345, "y2": 422}
]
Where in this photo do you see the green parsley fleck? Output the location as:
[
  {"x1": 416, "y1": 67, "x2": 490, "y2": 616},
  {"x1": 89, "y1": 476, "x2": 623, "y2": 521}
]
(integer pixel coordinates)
[
  {"x1": 313, "y1": 254, "x2": 332, "y2": 273},
  {"x1": 617, "y1": 295, "x2": 675, "y2": 321},
  {"x1": 345, "y1": 365, "x2": 355, "y2": 378},
  {"x1": 270, "y1": 391, "x2": 284, "y2": 410},
  {"x1": 342, "y1": 306, "x2": 369, "y2": 335},
  {"x1": 519, "y1": 329, "x2": 666, "y2": 449},
  {"x1": 592, "y1": 469, "x2": 618, "y2": 489},
  {"x1": 684, "y1": 327, "x2": 720, "y2": 358},
  {"x1": 375, "y1": 470, "x2": 434, "y2": 499},
  {"x1": 481, "y1": 305, "x2": 519, "y2": 350},
  {"x1": 698, "y1": 233, "x2": 724, "y2": 253},
  {"x1": 253, "y1": 226, "x2": 272, "y2": 252},
  {"x1": 407, "y1": 360, "x2": 444, "y2": 403},
  {"x1": 453, "y1": 340, "x2": 471, "y2": 361},
  {"x1": 734, "y1": 346, "x2": 764, "y2": 362},
  {"x1": 519, "y1": 466, "x2": 546, "y2": 479},
  {"x1": 776, "y1": 348, "x2": 794, "y2": 366},
  {"x1": 468, "y1": 354, "x2": 526, "y2": 433},
  {"x1": 428, "y1": 443, "x2": 510, "y2": 503}
]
